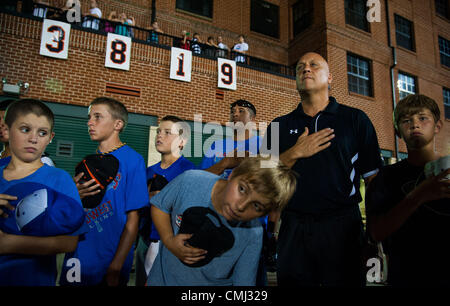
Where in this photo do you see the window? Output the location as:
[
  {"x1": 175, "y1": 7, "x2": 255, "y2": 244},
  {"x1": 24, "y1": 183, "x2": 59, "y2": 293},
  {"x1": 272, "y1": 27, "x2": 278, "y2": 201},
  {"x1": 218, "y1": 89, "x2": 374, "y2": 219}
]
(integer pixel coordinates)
[
  {"x1": 397, "y1": 72, "x2": 416, "y2": 100},
  {"x1": 438, "y1": 36, "x2": 450, "y2": 68},
  {"x1": 395, "y1": 14, "x2": 415, "y2": 51},
  {"x1": 435, "y1": 0, "x2": 449, "y2": 19},
  {"x1": 444, "y1": 87, "x2": 450, "y2": 119},
  {"x1": 345, "y1": 0, "x2": 369, "y2": 32},
  {"x1": 176, "y1": 0, "x2": 213, "y2": 19},
  {"x1": 347, "y1": 53, "x2": 373, "y2": 97},
  {"x1": 251, "y1": 0, "x2": 279, "y2": 38},
  {"x1": 292, "y1": 0, "x2": 313, "y2": 36}
]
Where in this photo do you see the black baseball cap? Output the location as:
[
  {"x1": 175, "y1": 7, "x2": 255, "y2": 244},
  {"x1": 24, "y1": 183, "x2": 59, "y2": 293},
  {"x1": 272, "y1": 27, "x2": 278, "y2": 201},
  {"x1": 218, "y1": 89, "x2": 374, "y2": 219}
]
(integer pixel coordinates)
[
  {"x1": 75, "y1": 154, "x2": 119, "y2": 209},
  {"x1": 230, "y1": 99, "x2": 256, "y2": 115},
  {"x1": 178, "y1": 206, "x2": 235, "y2": 268}
]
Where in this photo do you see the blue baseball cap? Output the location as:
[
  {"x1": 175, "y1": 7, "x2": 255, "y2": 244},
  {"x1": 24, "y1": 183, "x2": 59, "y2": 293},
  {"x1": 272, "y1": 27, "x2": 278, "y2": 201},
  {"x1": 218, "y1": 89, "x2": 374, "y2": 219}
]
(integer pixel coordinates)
[{"x1": 1, "y1": 182, "x2": 86, "y2": 237}]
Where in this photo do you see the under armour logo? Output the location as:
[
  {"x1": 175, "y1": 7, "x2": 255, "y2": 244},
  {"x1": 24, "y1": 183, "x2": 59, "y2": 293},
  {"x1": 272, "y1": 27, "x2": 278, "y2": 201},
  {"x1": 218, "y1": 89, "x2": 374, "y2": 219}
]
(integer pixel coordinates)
[{"x1": 290, "y1": 129, "x2": 298, "y2": 134}]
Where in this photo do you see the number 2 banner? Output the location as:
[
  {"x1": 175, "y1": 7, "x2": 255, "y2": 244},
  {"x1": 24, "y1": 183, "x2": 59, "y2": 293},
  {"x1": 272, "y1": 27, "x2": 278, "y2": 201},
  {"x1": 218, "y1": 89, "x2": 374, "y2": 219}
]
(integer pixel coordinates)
[
  {"x1": 40, "y1": 19, "x2": 71, "y2": 59},
  {"x1": 170, "y1": 47, "x2": 192, "y2": 82},
  {"x1": 105, "y1": 33, "x2": 132, "y2": 71},
  {"x1": 217, "y1": 58, "x2": 236, "y2": 90}
]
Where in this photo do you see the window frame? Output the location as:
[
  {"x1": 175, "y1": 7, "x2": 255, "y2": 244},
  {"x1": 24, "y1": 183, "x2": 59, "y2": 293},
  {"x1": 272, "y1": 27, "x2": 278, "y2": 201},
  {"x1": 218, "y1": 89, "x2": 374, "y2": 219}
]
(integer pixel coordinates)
[
  {"x1": 175, "y1": 0, "x2": 214, "y2": 19},
  {"x1": 394, "y1": 14, "x2": 415, "y2": 52},
  {"x1": 345, "y1": 0, "x2": 370, "y2": 32},
  {"x1": 292, "y1": 0, "x2": 313, "y2": 37},
  {"x1": 346, "y1": 52, "x2": 373, "y2": 97},
  {"x1": 250, "y1": 0, "x2": 280, "y2": 39},
  {"x1": 397, "y1": 71, "x2": 417, "y2": 100},
  {"x1": 438, "y1": 36, "x2": 450, "y2": 68}
]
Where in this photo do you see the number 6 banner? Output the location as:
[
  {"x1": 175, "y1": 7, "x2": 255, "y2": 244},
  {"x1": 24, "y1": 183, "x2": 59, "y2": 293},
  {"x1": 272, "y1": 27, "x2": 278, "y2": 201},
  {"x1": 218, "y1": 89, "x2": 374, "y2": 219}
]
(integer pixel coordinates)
[
  {"x1": 40, "y1": 19, "x2": 71, "y2": 59},
  {"x1": 217, "y1": 58, "x2": 236, "y2": 90},
  {"x1": 170, "y1": 47, "x2": 192, "y2": 82},
  {"x1": 105, "y1": 33, "x2": 132, "y2": 71}
]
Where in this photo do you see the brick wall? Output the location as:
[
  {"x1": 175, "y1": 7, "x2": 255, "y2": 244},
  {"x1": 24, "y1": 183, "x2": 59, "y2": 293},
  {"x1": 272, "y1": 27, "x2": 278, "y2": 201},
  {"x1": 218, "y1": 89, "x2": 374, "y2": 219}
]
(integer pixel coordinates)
[{"x1": 0, "y1": 13, "x2": 298, "y2": 130}]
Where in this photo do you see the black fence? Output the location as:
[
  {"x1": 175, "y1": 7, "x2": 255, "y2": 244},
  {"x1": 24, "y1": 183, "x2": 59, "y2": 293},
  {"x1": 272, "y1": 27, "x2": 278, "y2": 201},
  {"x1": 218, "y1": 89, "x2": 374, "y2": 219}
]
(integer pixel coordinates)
[{"x1": 1, "y1": 3, "x2": 295, "y2": 79}]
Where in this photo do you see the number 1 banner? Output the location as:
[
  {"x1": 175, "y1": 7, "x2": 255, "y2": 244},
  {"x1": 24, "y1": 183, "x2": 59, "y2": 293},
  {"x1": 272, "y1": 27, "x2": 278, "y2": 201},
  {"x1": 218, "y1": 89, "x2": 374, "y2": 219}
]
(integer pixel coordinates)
[
  {"x1": 217, "y1": 58, "x2": 236, "y2": 90},
  {"x1": 105, "y1": 33, "x2": 132, "y2": 71},
  {"x1": 40, "y1": 19, "x2": 71, "y2": 59},
  {"x1": 170, "y1": 47, "x2": 192, "y2": 82}
]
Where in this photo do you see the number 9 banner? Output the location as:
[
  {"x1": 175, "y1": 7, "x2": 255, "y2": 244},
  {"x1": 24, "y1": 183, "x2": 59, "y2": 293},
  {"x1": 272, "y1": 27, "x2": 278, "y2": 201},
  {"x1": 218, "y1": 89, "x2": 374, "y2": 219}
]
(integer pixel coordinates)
[
  {"x1": 40, "y1": 19, "x2": 71, "y2": 59},
  {"x1": 105, "y1": 33, "x2": 132, "y2": 71},
  {"x1": 217, "y1": 58, "x2": 236, "y2": 91}
]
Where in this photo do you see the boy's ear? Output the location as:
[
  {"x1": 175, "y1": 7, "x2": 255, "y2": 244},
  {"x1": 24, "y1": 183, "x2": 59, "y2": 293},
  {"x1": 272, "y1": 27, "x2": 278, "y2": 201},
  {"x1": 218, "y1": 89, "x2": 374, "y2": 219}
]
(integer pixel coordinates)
[
  {"x1": 49, "y1": 132, "x2": 55, "y2": 144},
  {"x1": 114, "y1": 119, "x2": 124, "y2": 132},
  {"x1": 434, "y1": 119, "x2": 443, "y2": 135},
  {"x1": 2, "y1": 125, "x2": 9, "y2": 140}
]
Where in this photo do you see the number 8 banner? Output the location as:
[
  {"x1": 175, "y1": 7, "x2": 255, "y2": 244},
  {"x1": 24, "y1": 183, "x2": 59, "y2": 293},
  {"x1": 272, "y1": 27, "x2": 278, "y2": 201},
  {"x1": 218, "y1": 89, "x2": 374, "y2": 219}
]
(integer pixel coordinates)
[
  {"x1": 105, "y1": 33, "x2": 132, "y2": 71},
  {"x1": 217, "y1": 58, "x2": 236, "y2": 91},
  {"x1": 40, "y1": 19, "x2": 71, "y2": 59}
]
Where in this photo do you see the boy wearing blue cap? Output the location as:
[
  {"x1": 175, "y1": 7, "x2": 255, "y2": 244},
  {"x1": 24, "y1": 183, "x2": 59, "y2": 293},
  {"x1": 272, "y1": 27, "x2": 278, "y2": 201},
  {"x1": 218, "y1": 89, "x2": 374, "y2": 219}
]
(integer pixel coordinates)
[{"x1": 0, "y1": 99, "x2": 87, "y2": 286}]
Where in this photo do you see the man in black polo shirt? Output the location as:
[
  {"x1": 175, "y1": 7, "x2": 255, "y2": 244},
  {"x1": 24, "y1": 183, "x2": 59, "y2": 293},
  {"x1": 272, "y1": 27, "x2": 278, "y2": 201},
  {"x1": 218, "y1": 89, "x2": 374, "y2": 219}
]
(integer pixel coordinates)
[{"x1": 263, "y1": 52, "x2": 382, "y2": 286}]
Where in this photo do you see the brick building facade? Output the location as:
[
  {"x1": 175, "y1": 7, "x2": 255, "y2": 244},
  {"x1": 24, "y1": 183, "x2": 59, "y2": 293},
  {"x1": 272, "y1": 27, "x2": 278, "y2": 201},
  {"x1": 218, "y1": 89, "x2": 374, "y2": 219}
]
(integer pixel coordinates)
[{"x1": 1, "y1": 0, "x2": 449, "y2": 171}]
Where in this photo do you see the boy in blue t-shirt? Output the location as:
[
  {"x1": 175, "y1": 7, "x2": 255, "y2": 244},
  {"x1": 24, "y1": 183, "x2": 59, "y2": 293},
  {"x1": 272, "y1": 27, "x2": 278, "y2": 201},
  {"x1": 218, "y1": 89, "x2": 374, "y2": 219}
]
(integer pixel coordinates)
[
  {"x1": 60, "y1": 97, "x2": 149, "y2": 286},
  {"x1": 0, "y1": 99, "x2": 87, "y2": 286},
  {"x1": 146, "y1": 156, "x2": 297, "y2": 286},
  {"x1": 135, "y1": 115, "x2": 195, "y2": 286}
]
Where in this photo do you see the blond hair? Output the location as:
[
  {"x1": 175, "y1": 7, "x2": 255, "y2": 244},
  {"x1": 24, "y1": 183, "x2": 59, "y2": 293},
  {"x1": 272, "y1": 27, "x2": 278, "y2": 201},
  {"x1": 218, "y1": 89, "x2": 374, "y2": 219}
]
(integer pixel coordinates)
[{"x1": 231, "y1": 155, "x2": 297, "y2": 211}]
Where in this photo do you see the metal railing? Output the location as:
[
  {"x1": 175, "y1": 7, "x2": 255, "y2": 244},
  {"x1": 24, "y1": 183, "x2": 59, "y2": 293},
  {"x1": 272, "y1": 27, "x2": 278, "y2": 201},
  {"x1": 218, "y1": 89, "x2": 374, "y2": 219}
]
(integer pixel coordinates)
[{"x1": 1, "y1": 3, "x2": 295, "y2": 78}]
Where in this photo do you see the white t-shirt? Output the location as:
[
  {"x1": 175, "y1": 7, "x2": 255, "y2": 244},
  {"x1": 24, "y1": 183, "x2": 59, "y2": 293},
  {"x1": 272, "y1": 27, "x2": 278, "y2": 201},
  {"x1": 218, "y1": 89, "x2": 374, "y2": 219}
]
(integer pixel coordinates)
[
  {"x1": 82, "y1": 7, "x2": 102, "y2": 30},
  {"x1": 232, "y1": 42, "x2": 248, "y2": 63}
]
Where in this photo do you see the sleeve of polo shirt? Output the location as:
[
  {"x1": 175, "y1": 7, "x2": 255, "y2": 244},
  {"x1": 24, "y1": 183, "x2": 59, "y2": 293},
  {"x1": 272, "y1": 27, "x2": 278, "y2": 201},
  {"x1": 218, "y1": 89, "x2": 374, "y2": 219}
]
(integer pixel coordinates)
[{"x1": 356, "y1": 111, "x2": 383, "y2": 179}]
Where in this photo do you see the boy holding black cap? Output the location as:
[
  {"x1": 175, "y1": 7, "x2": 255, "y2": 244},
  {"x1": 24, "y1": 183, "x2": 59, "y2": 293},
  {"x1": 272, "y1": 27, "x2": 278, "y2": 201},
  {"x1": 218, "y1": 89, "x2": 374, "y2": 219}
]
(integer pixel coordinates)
[
  {"x1": 60, "y1": 97, "x2": 149, "y2": 286},
  {"x1": 0, "y1": 99, "x2": 87, "y2": 286},
  {"x1": 147, "y1": 155, "x2": 297, "y2": 286}
]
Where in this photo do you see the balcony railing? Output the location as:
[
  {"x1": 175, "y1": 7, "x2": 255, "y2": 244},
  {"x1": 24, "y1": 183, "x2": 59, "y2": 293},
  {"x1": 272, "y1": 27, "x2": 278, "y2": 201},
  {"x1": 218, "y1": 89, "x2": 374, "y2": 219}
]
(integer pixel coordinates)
[{"x1": 1, "y1": 4, "x2": 295, "y2": 79}]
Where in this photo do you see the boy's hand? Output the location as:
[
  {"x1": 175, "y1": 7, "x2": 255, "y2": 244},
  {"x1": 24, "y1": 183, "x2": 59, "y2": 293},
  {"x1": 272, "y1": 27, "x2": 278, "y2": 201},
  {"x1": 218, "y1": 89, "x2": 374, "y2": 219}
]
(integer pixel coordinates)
[
  {"x1": 220, "y1": 148, "x2": 249, "y2": 169},
  {"x1": 0, "y1": 194, "x2": 16, "y2": 218},
  {"x1": 74, "y1": 172, "x2": 101, "y2": 199},
  {"x1": 166, "y1": 233, "x2": 207, "y2": 265},
  {"x1": 410, "y1": 169, "x2": 450, "y2": 205}
]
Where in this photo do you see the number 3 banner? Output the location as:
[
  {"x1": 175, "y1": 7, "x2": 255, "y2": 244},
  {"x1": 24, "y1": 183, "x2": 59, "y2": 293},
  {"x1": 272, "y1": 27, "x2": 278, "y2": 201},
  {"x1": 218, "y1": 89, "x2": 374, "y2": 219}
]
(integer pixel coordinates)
[
  {"x1": 217, "y1": 58, "x2": 236, "y2": 90},
  {"x1": 105, "y1": 33, "x2": 132, "y2": 71},
  {"x1": 170, "y1": 47, "x2": 192, "y2": 82},
  {"x1": 40, "y1": 19, "x2": 71, "y2": 59}
]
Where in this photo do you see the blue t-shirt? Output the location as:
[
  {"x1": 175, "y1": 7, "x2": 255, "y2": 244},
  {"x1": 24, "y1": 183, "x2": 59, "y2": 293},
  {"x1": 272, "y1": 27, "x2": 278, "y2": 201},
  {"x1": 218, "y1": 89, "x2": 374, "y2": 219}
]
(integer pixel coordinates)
[
  {"x1": 0, "y1": 164, "x2": 87, "y2": 286},
  {"x1": 0, "y1": 156, "x2": 11, "y2": 167},
  {"x1": 146, "y1": 170, "x2": 263, "y2": 286},
  {"x1": 145, "y1": 156, "x2": 196, "y2": 240},
  {"x1": 60, "y1": 145, "x2": 149, "y2": 286},
  {"x1": 199, "y1": 135, "x2": 261, "y2": 179}
]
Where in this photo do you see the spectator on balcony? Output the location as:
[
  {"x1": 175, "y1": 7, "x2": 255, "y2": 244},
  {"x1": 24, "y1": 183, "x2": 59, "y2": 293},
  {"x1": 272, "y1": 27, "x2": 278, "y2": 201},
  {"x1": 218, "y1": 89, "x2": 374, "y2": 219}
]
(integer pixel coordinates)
[
  {"x1": 146, "y1": 20, "x2": 164, "y2": 44},
  {"x1": 126, "y1": 16, "x2": 135, "y2": 38},
  {"x1": 32, "y1": 0, "x2": 49, "y2": 18},
  {"x1": 82, "y1": 0, "x2": 102, "y2": 31},
  {"x1": 178, "y1": 30, "x2": 190, "y2": 50},
  {"x1": 104, "y1": 11, "x2": 118, "y2": 33},
  {"x1": 47, "y1": 0, "x2": 80, "y2": 23},
  {"x1": 205, "y1": 36, "x2": 218, "y2": 58},
  {"x1": 232, "y1": 35, "x2": 248, "y2": 63},
  {"x1": 217, "y1": 35, "x2": 229, "y2": 58},
  {"x1": 191, "y1": 33, "x2": 202, "y2": 55},
  {"x1": 115, "y1": 13, "x2": 131, "y2": 37}
]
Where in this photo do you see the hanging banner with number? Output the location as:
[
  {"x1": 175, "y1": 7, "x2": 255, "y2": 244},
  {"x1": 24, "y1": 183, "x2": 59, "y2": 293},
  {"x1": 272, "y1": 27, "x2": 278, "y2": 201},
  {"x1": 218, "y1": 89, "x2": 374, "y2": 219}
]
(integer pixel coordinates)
[
  {"x1": 170, "y1": 47, "x2": 192, "y2": 82},
  {"x1": 105, "y1": 33, "x2": 132, "y2": 71},
  {"x1": 217, "y1": 58, "x2": 236, "y2": 90},
  {"x1": 40, "y1": 19, "x2": 71, "y2": 59}
]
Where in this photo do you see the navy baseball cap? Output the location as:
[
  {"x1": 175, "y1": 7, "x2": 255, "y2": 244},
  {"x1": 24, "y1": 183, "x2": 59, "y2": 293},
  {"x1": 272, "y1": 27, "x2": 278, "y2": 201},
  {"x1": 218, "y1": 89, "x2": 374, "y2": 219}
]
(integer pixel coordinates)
[
  {"x1": 178, "y1": 206, "x2": 235, "y2": 267},
  {"x1": 75, "y1": 154, "x2": 119, "y2": 209},
  {"x1": 1, "y1": 182, "x2": 86, "y2": 237},
  {"x1": 230, "y1": 99, "x2": 256, "y2": 115}
]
